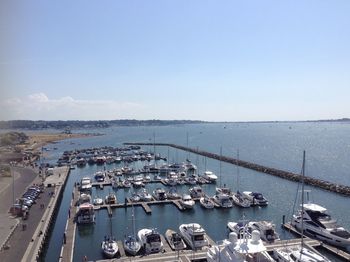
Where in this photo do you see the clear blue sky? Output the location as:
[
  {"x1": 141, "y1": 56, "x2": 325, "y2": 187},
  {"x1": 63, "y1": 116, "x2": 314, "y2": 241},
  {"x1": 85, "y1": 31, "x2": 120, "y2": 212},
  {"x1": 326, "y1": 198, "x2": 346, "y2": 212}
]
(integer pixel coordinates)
[{"x1": 1, "y1": 0, "x2": 350, "y2": 121}]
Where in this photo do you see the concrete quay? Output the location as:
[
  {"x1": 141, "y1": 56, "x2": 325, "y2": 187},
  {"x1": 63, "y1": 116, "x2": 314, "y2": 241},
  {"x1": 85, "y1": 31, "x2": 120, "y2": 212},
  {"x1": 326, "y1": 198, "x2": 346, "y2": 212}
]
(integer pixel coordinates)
[{"x1": 124, "y1": 142, "x2": 350, "y2": 196}]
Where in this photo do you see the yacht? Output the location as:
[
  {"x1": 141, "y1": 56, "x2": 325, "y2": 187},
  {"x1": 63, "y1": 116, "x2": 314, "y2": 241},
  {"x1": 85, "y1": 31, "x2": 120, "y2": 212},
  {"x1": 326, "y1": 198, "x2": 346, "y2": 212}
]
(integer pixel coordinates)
[
  {"x1": 76, "y1": 203, "x2": 95, "y2": 224},
  {"x1": 242, "y1": 191, "x2": 268, "y2": 206},
  {"x1": 199, "y1": 195, "x2": 215, "y2": 209},
  {"x1": 166, "y1": 187, "x2": 181, "y2": 200},
  {"x1": 207, "y1": 231, "x2": 275, "y2": 262},
  {"x1": 213, "y1": 193, "x2": 233, "y2": 208},
  {"x1": 203, "y1": 171, "x2": 218, "y2": 183},
  {"x1": 232, "y1": 191, "x2": 251, "y2": 208},
  {"x1": 138, "y1": 188, "x2": 153, "y2": 202},
  {"x1": 153, "y1": 188, "x2": 167, "y2": 200},
  {"x1": 94, "y1": 171, "x2": 106, "y2": 182},
  {"x1": 291, "y1": 202, "x2": 350, "y2": 249},
  {"x1": 105, "y1": 193, "x2": 117, "y2": 204},
  {"x1": 133, "y1": 175, "x2": 144, "y2": 187},
  {"x1": 80, "y1": 177, "x2": 92, "y2": 192},
  {"x1": 123, "y1": 205, "x2": 141, "y2": 256},
  {"x1": 137, "y1": 228, "x2": 163, "y2": 254},
  {"x1": 180, "y1": 194, "x2": 195, "y2": 209},
  {"x1": 101, "y1": 236, "x2": 118, "y2": 258},
  {"x1": 189, "y1": 186, "x2": 204, "y2": 198},
  {"x1": 249, "y1": 221, "x2": 279, "y2": 243},
  {"x1": 179, "y1": 223, "x2": 208, "y2": 250},
  {"x1": 165, "y1": 229, "x2": 187, "y2": 250}
]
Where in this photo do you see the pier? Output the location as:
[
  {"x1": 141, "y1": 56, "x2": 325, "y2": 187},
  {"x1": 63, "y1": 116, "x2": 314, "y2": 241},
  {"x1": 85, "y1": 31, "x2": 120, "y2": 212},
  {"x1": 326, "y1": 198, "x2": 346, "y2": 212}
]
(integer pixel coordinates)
[{"x1": 124, "y1": 142, "x2": 350, "y2": 196}]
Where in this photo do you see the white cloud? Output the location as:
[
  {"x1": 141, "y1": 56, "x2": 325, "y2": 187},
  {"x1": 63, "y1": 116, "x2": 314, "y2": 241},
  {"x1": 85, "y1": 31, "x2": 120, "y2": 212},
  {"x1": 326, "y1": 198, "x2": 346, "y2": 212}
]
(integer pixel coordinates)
[{"x1": 0, "y1": 93, "x2": 145, "y2": 120}]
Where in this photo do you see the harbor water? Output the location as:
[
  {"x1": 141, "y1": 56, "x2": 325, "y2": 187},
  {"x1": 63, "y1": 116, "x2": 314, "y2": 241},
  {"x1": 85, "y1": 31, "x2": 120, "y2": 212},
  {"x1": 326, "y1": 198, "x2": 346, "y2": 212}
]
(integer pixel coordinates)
[{"x1": 43, "y1": 122, "x2": 350, "y2": 261}]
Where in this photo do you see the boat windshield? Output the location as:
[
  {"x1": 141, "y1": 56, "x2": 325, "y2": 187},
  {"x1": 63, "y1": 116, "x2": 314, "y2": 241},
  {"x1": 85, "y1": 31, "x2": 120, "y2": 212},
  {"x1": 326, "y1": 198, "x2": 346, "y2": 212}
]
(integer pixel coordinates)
[
  {"x1": 194, "y1": 235, "x2": 205, "y2": 241},
  {"x1": 147, "y1": 234, "x2": 160, "y2": 243}
]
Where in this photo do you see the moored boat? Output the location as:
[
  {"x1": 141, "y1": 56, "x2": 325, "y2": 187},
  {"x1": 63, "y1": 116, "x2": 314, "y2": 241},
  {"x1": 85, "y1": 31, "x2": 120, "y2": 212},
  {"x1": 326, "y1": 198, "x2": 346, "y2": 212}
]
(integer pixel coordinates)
[
  {"x1": 199, "y1": 195, "x2": 215, "y2": 209},
  {"x1": 165, "y1": 229, "x2": 187, "y2": 250},
  {"x1": 137, "y1": 228, "x2": 163, "y2": 254},
  {"x1": 179, "y1": 223, "x2": 208, "y2": 250},
  {"x1": 101, "y1": 236, "x2": 118, "y2": 258},
  {"x1": 76, "y1": 203, "x2": 95, "y2": 224}
]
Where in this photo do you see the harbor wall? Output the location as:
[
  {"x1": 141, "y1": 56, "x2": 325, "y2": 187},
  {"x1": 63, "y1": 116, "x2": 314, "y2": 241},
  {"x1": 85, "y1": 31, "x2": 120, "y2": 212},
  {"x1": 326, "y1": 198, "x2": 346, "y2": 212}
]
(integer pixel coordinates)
[{"x1": 125, "y1": 142, "x2": 350, "y2": 196}]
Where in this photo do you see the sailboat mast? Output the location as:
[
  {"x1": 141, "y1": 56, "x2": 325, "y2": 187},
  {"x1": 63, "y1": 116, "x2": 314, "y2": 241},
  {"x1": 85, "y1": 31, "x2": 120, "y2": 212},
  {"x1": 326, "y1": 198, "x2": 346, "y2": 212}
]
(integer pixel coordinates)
[
  {"x1": 219, "y1": 146, "x2": 222, "y2": 188},
  {"x1": 301, "y1": 150, "x2": 306, "y2": 249},
  {"x1": 236, "y1": 149, "x2": 240, "y2": 192}
]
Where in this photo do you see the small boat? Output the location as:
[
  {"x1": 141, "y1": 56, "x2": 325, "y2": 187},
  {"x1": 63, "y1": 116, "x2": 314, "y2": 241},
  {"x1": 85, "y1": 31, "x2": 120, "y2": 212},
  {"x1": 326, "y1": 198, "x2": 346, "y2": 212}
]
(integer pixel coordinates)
[
  {"x1": 105, "y1": 193, "x2": 117, "y2": 204},
  {"x1": 213, "y1": 193, "x2": 232, "y2": 208},
  {"x1": 133, "y1": 175, "x2": 144, "y2": 187},
  {"x1": 165, "y1": 229, "x2": 187, "y2": 250},
  {"x1": 101, "y1": 236, "x2": 118, "y2": 258},
  {"x1": 185, "y1": 176, "x2": 197, "y2": 185},
  {"x1": 180, "y1": 194, "x2": 195, "y2": 209},
  {"x1": 138, "y1": 188, "x2": 152, "y2": 202},
  {"x1": 249, "y1": 221, "x2": 279, "y2": 243},
  {"x1": 78, "y1": 193, "x2": 91, "y2": 205},
  {"x1": 137, "y1": 228, "x2": 163, "y2": 254},
  {"x1": 202, "y1": 171, "x2": 218, "y2": 183},
  {"x1": 94, "y1": 171, "x2": 106, "y2": 182},
  {"x1": 76, "y1": 203, "x2": 95, "y2": 224},
  {"x1": 242, "y1": 191, "x2": 268, "y2": 206},
  {"x1": 76, "y1": 158, "x2": 87, "y2": 167},
  {"x1": 189, "y1": 186, "x2": 204, "y2": 198},
  {"x1": 79, "y1": 177, "x2": 92, "y2": 192},
  {"x1": 123, "y1": 206, "x2": 141, "y2": 256},
  {"x1": 153, "y1": 188, "x2": 167, "y2": 200},
  {"x1": 93, "y1": 197, "x2": 103, "y2": 206},
  {"x1": 227, "y1": 220, "x2": 252, "y2": 238},
  {"x1": 166, "y1": 187, "x2": 181, "y2": 200},
  {"x1": 199, "y1": 195, "x2": 215, "y2": 209},
  {"x1": 232, "y1": 191, "x2": 251, "y2": 208},
  {"x1": 130, "y1": 192, "x2": 141, "y2": 202},
  {"x1": 179, "y1": 223, "x2": 208, "y2": 250}
]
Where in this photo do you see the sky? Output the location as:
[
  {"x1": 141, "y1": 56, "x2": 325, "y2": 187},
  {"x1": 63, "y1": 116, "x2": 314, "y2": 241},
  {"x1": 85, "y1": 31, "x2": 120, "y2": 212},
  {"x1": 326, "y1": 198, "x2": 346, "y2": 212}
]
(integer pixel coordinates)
[{"x1": 1, "y1": 0, "x2": 350, "y2": 121}]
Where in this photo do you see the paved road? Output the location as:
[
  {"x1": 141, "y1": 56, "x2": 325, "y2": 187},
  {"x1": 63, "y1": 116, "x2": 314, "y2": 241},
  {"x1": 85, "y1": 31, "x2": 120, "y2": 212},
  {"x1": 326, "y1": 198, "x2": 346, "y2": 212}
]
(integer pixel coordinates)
[{"x1": 0, "y1": 167, "x2": 54, "y2": 262}]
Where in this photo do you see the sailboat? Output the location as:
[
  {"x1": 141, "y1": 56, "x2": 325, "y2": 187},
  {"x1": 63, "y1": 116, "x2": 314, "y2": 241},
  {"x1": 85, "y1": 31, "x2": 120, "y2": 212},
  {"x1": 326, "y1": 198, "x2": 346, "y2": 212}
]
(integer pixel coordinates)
[
  {"x1": 273, "y1": 151, "x2": 331, "y2": 262},
  {"x1": 231, "y1": 149, "x2": 251, "y2": 208},
  {"x1": 101, "y1": 215, "x2": 119, "y2": 258},
  {"x1": 123, "y1": 205, "x2": 141, "y2": 255}
]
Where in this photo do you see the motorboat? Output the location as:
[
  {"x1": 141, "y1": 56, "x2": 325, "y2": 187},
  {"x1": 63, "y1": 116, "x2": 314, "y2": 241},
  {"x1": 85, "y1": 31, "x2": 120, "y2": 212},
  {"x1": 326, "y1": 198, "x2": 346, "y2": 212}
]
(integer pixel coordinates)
[
  {"x1": 138, "y1": 188, "x2": 153, "y2": 202},
  {"x1": 130, "y1": 192, "x2": 141, "y2": 202},
  {"x1": 137, "y1": 228, "x2": 163, "y2": 254},
  {"x1": 291, "y1": 202, "x2": 350, "y2": 249},
  {"x1": 94, "y1": 171, "x2": 106, "y2": 182},
  {"x1": 242, "y1": 191, "x2": 268, "y2": 206},
  {"x1": 216, "y1": 186, "x2": 231, "y2": 195},
  {"x1": 227, "y1": 220, "x2": 252, "y2": 238},
  {"x1": 105, "y1": 193, "x2": 117, "y2": 204},
  {"x1": 273, "y1": 152, "x2": 332, "y2": 262},
  {"x1": 93, "y1": 197, "x2": 103, "y2": 205},
  {"x1": 203, "y1": 171, "x2": 218, "y2": 183},
  {"x1": 179, "y1": 223, "x2": 208, "y2": 250},
  {"x1": 78, "y1": 193, "x2": 91, "y2": 205},
  {"x1": 76, "y1": 203, "x2": 95, "y2": 224},
  {"x1": 213, "y1": 193, "x2": 233, "y2": 208},
  {"x1": 153, "y1": 188, "x2": 167, "y2": 200},
  {"x1": 76, "y1": 158, "x2": 87, "y2": 167},
  {"x1": 165, "y1": 229, "x2": 187, "y2": 250},
  {"x1": 185, "y1": 176, "x2": 197, "y2": 185},
  {"x1": 207, "y1": 231, "x2": 275, "y2": 262},
  {"x1": 166, "y1": 187, "x2": 181, "y2": 200},
  {"x1": 80, "y1": 177, "x2": 92, "y2": 192},
  {"x1": 133, "y1": 175, "x2": 144, "y2": 187},
  {"x1": 189, "y1": 186, "x2": 204, "y2": 198},
  {"x1": 199, "y1": 195, "x2": 215, "y2": 209},
  {"x1": 180, "y1": 194, "x2": 195, "y2": 209},
  {"x1": 101, "y1": 236, "x2": 118, "y2": 258},
  {"x1": 250, "y1": 221, "x2": 279, "y2": 243},
  {"x1": 122, "y1": 179, "x2": 132, "y2": 188},
  {"x1": 232, "y1": 191, "x2": 251, "y2": 208}
]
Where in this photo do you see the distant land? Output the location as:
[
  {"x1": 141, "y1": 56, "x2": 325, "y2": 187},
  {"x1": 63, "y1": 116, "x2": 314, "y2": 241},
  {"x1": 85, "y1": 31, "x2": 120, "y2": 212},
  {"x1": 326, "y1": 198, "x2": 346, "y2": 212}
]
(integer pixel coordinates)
[{"x1": 0, "y1": 118, "x2": 349, "y2": 130}]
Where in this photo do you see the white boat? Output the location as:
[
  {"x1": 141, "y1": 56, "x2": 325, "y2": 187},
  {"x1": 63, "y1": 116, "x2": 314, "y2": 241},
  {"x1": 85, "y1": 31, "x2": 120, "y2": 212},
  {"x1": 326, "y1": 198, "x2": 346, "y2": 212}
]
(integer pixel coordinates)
[
  {"x1": 123, "y1": 206, "x2": 141, "y2": 256},
  {"x1": 273, "y1": 151, "x2": 331, "y2": 262},
  {"x1": 137, "y1": 228, "x2": 163, "y2": 254},
  {"x1": 242, "y1": 191, "x2": 268, "y2": 206},
  {"x1": 179, "y1": 223, "x2": 208, "y2": 250},
  {"x1": 199, "y1": 195, "x2": 215, "y2": 209},
  {"x1": 207, "y1": 231, "x2": 275, "y2": 262},
  {"x1": 213, "y1": 193, "x2": 233, "y2": 208},
  {"x1": 93, "y1": 197, "x2": 103, "y2": 205},
  {"x1": 166, "y1": 187, "x2": 181, "y2": 200},
  {"x1": 80, "y1": 177, "x2": 92, "y2": 192},
  {"x1": 101, "y1": 236, "x2": 118, "y2": 258},
  {"x1": 94, "y1": 171, "x2": 106, "y2": 182},
  {"x1": 249, "y1": 221, "x2": 279, "y2": 243},
  {"x1": 153, "y1": 188, "x2": 167, "y2": 200},
  {"x1": 232, "y1": 191, "x2": 251, "y2": 208},
  {"x1": 203, "y1": 171, "x2": 218, "y2": 183},
  {"x1": 227, "y1": 220, "x2": 252, "y2": 239},
  {"x1": 130, "y1": 192, "x2": 141, "y2": 202},
  {"x1": 133, "y1": 175, "x2": 144, "y2": 187},
  {"x1": 77, "y1": 158, "x2": 87, "y2": 167},
  {"x1": 291, "y1": 202, "x2": 350, "y2": 249},
  {"x1": 189, "y1": 186, "x2": 204, "y2": 198},
  {"x1": 76, "y1": 203, "x2": 95, "y2": 224},
  {"x1": 78, "y1": 193, "x2": 91, "y2": 205},
  {"x1": 105, "y1": 193, "x2": 117, "y2": 204},
  {"x1": 138, "y1": 188, "x2": 153, "y2": 202},
  {"x1": 180, "y1": 194, "x2": 195, "y2": 209},
  {"x1": 165, "y1": 229, "x2": 187, "y2": 250}
]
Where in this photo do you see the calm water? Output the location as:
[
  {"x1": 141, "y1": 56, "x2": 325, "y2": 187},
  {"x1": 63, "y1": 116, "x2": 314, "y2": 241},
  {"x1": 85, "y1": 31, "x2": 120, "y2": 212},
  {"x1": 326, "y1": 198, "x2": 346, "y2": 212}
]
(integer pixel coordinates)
[{"x1": 43, "y1": 122, "x2": 350, "y2": 261}]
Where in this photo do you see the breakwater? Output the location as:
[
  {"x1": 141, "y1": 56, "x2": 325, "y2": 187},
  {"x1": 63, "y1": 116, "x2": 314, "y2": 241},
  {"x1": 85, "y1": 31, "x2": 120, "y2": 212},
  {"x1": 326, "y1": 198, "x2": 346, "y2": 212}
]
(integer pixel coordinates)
[{"x1": 124, "y1": 142, "x2": 350, "y2": 196}]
